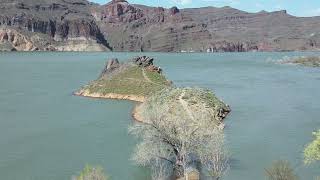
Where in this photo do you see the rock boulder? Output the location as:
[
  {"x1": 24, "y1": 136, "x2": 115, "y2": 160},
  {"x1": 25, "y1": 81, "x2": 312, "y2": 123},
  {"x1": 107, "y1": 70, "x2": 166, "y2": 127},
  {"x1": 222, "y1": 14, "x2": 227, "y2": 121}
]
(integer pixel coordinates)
[
  {"x1": 132, "y1": 56, "x2": 154, "y2": 67},
  {"x1": 100, "y1": 58, "x2": 120, "y2": 77}
]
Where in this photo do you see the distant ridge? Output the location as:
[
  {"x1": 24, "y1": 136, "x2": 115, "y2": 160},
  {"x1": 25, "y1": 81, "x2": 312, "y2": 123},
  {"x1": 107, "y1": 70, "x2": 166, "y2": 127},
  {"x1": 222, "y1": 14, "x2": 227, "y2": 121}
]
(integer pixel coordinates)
[{"x1": 0, "y1": 0, "x2": 320, "y2": 52}]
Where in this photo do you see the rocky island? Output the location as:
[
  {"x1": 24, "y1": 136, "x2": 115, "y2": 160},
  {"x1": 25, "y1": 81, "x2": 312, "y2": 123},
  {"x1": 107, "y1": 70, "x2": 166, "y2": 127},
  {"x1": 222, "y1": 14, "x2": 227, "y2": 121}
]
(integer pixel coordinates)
[
  {"x1": 1, "y1": 0, "x2": 320, "y2": 52},
  {"x1": 75, "y1": 56, "x2": 172, "y2": 102}
]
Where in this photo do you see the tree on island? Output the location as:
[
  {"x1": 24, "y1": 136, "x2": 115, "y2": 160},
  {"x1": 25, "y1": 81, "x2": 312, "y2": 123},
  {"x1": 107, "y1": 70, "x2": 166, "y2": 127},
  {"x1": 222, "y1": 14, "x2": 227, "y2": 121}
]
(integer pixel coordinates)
[{"x1": 129, "y1": 88, "x2": 230, "y2": 179}]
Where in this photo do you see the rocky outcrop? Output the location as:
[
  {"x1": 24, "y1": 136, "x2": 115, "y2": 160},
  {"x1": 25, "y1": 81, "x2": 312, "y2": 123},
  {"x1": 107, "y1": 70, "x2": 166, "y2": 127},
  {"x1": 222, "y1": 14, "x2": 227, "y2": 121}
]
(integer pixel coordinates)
[
  {"x1": 99, "y1": 0, "x2": 144, "y2": 23},
  {"x1": 169, "y1": 6, "x2": 180, "y2": 16},
  {"x1": 99, "y1": 58, "x2": 121, "y2": 78},
  {"x1": 132, "y1": 56, "x2": 153, "y2": 67},
  {"x1": 0, "y1": 28, "x2": 38, "y2": 51},
  {"x1": 0, "y1": 0, "x2": 111, "y2": 51},
  {"x1": 95, "y1": 1, "x2": 320, "y2": 52},
  {"x1": 132, "y1": 56, "x2": 163, "y2": 73}
]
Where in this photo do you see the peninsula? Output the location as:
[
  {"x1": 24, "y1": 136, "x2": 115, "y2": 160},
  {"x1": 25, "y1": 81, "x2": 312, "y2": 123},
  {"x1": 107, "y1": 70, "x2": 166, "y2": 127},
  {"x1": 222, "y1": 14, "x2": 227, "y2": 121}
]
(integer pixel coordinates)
[
  {"x1": 75, "y1": 56, "x2": 230, "y2": 126},
  {"x1": 75, "y1": 56, "x2": 172, "y2": 102}
]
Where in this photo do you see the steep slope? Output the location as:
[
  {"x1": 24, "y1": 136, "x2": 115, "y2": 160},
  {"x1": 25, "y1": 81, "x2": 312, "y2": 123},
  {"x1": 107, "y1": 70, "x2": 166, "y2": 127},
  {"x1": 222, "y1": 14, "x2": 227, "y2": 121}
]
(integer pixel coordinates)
[
  {"x1": 0, "y1": 0, "x2": 111, "y2": 51},
  {"x1": 94, "y1": 0, "x2": 320, "y2": 52}
]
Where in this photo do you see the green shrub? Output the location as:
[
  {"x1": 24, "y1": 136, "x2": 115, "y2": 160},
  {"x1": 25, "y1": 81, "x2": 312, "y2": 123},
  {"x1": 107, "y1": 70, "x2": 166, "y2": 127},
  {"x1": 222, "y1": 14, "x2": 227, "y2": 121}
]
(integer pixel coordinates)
[
  {"x1": 304, "y1": 130, "x2": 320, "y2": 164},
  {"x1": 265, "y1": 160, "x2": 299, "y2": 180},
  {"x1": 75, "y1": 165, "x2": 109, "y2": 180}
]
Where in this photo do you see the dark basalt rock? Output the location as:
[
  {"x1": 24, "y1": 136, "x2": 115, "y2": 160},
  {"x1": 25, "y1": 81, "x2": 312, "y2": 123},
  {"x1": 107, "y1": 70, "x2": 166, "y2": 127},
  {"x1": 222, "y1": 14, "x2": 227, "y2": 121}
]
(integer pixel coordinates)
[
  {"x1": 169, "y1": 6, "x2": 179, "y2": 15},
  {"x1": 132, "y1": 56, "x2": 154, "y2": 67},
  {"x1": 146, "y1": 65, "x2": 162, "y2": 74}
]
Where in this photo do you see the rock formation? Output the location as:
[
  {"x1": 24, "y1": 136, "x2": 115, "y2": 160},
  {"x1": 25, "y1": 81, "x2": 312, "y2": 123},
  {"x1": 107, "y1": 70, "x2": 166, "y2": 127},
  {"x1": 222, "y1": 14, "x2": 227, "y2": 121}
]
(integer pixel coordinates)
[
  {"x1": 132, "y1": 56, "x2": 153, "y2": 67},
  {"x1": 1, "y1": 0, "x2": 320, "y2": 52},
  {"x1": 99, "y1": 58, "x2": 120, "y2": 78},
  {"x1": 0, "y1": 0, "x2": 110, "y2": 51}
]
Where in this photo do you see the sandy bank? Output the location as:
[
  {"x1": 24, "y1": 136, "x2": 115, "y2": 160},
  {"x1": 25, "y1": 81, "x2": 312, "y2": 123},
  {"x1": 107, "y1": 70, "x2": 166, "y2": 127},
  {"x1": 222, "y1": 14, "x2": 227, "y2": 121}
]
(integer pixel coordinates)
[
  {"x1": 74, "y1": 89, "x2": 146, "y2": 122},
  {"x1": 74, "y1": 89, "x2": 145, "y2": 103}
]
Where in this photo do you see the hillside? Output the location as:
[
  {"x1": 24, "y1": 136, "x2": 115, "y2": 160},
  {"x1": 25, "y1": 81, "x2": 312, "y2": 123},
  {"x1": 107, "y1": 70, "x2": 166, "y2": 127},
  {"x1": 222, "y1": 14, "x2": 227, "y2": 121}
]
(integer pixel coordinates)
[
  {"x1": 75, "y1": 56, "x2": 172, "y2": 101},
  {"x1": 1, "y1": 0, "x2": 320, "y2": 52},
  {"x1": 0, "y1": 0, "x2": 110, "y2": 51}
]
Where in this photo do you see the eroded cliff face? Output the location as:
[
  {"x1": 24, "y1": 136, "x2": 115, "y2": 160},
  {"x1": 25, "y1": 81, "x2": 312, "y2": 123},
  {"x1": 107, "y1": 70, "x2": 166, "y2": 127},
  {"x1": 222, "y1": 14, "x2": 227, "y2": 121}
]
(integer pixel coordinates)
[
  {"x1": 0, "y1": 28, "x2": 36, "y2": 51},
  {"x1": 93, "y1": 1, "x2": 320, "y2": 52},
  {"x1": 0, "y1": 0, "x2": 111, "y2": 51},
  {"x1": 1, "y1": 0, "x2": 320, "y2": 52}
]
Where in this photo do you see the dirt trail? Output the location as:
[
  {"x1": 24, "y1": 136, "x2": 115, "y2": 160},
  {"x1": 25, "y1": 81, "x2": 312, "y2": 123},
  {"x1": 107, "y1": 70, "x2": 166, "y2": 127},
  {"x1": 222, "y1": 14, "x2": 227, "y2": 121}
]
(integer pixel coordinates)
[
  {"x1": 178, "y1": 91, "x2": 195, "y2": 120},
  {"x1": 142, "y1": 68, "x2": 153, "y2": 83},
  {"x1": 142, "y1": 68, "x2": 163, "y2": 86}
]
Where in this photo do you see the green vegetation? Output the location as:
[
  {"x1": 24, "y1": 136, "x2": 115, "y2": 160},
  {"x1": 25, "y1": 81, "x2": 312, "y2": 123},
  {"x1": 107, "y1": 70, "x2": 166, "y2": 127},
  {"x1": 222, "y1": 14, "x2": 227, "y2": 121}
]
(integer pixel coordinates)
[
  {"x1": 75, "y1": 165, "x2": 109, "y2": 180},
  {"x1": 82, "y1": 65, "x2": 170, "y2": 97},
  {"x1": 139, "y1": 87, "x2": 231, "y2": 125},
  {"x1": 265, "y1": 160, "x2": 299, "y2": 180},
  {"x1": 283, "y1": 56, "x2": 320, "y2": 67},
  {"x1": 304, "y1": 130, "x2": 320, "y2": 164}
]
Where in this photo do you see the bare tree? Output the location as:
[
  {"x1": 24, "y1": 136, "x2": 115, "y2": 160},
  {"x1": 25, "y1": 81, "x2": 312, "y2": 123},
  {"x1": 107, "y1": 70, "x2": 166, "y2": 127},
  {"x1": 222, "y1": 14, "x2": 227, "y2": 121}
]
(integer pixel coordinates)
[
  {"x1": 130, "y1": 88, "x2": 230, "y2": 179},
  {"x1": 199, "y1": 133, "x2": 230, "y2": 180},
  {"x1": 265, "y1": 160, "x2": 299, "y2": 180}
]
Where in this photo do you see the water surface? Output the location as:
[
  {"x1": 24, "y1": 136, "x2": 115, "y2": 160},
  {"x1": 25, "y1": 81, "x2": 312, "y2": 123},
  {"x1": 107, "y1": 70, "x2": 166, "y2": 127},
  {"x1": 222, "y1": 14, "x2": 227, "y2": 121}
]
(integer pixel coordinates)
[{"x1": 0, "y1": 52, "x2": 319, "y2": 179}]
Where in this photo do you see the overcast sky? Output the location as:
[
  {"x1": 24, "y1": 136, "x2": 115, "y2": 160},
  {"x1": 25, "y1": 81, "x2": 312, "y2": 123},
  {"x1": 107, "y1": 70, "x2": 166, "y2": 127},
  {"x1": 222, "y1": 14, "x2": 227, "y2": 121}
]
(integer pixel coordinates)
[{"x1": 91, "y1": 0, "x2": 320, "y2": 17}]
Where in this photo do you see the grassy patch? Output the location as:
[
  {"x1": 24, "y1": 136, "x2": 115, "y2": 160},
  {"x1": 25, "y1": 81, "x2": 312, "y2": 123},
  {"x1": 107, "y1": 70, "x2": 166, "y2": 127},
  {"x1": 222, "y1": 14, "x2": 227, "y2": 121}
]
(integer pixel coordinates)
[
  {"x1": 144, "y1": 69, "x2": 169, "y2": 85},
  {"x1": 82, "y1": 65, "x2": 171, "y2": 97}
]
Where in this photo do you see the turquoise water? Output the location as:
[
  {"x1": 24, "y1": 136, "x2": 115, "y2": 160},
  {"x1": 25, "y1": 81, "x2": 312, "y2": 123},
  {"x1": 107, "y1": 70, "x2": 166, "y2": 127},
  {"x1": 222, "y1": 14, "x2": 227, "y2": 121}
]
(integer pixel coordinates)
[{"x1": 0, "y1": 52, "x2": 319, "y2": 180}]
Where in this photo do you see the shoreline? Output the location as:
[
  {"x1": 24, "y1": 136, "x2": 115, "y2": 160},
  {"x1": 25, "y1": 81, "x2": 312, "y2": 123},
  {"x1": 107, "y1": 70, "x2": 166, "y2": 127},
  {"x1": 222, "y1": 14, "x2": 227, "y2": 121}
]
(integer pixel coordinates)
[
  {"x1": 74, "y1": 89, "x2": 227, "y2": 128},
  {"x1": 74, "y1": 90, "x2": 226, "y2": 128},
  {"x1": 74, "y1": 89, "x2": 145, "y2": 122},
  {"x1": 74, "y1": 89, "x2": 145, "y2": 103}
]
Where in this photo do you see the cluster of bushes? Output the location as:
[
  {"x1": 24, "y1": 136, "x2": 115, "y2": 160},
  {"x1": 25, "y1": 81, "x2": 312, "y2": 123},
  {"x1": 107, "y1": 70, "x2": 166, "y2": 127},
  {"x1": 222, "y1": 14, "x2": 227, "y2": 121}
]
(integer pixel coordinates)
[{"x1": 265, "y1": 129, "x2": 320, "y2": 180}]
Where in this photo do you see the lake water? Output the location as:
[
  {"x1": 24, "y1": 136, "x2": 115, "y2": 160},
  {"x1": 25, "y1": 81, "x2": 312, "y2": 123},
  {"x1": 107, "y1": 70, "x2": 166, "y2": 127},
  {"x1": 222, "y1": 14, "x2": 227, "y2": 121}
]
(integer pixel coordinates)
[{"x1": 0, "y1": 52, "x2": 319, "y2": 180}]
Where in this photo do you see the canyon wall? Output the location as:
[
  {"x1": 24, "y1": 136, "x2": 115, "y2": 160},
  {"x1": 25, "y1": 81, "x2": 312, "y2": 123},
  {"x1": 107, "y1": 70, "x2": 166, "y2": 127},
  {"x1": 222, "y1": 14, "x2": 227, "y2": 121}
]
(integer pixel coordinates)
[{"x1": 1, "y1": 0, "x2": 320, "y2": 52}]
